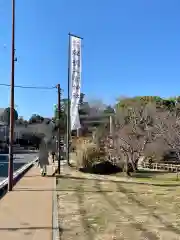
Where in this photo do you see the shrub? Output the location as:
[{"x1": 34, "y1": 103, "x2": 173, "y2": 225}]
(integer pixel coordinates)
[{"x1": 74, "y1": 138, "x2": 106, "y2": 170}]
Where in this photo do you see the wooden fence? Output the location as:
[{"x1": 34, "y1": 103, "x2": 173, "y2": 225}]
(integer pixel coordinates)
[{"x1": 142, "y1": 162, "x2": 180, "y2": 172}]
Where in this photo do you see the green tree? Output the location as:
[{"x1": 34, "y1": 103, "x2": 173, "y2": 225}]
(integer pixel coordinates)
[
  {"x1": 53, "y1": 93, "x2": 86, "y2": 133},
  {"x1": 29, "y1": 114, "x2": 44, "y2": 123},
  {"x1": 104, "y1": 105, "x2": 115, "y2": 114},
  {"x1": 79, "y1": 93, "x2": 85, "y2": 105},
  {"x1": 53, "y1": 99, "x2": 68, "y2": 133},
  {"x1": 116, "y1": 96, "x2": 164, "y2": 110},
  {"x1": 54, "y1": 98, "x2": 69, "y2": 119},
  {"x1": 3, "y1": 107, "x2": 18, "y2": 125}
]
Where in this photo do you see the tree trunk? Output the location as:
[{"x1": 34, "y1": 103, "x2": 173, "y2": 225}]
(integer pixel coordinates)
[
  {"x1": 127, "y1": 152, "x2": 137, "y2": 172},
  {"x1": 122, "y1": 152, "x2": 132, "y2": 176}
]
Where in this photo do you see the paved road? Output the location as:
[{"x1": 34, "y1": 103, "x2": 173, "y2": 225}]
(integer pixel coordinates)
[{"x1": 0, "y1": 151, "x2": 38, "y2": 182}]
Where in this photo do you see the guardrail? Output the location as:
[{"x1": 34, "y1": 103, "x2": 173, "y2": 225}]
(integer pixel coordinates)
[
  {"x1": 0, "y1": 157, "x2": 38, "y2": 199},
  {"x1": 142, "y1": 162, "x2": 180, "y2": 172}
]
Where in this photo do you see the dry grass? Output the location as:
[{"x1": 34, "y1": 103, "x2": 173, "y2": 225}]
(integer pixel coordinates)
[
  {"x1": 71, "y1": 137, "x2": 106, "y2": 170},
  {"x1": 57, "y1": 167, "x2": 180, "y2": 240}
]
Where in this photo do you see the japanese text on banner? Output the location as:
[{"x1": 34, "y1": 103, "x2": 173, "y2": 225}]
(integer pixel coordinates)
[{"x1": 70, "y1": 36, "x2": 81, "y2": 130}]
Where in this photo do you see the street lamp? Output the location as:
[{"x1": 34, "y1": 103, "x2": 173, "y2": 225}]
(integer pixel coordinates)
[{"x1": 8, "y1": 0, "x2": 15, "y2": 191}]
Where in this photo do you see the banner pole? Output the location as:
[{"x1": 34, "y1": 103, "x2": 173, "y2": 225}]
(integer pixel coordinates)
[{"x1": 67, "y1": 33, "x2": 83, "y2": 165}]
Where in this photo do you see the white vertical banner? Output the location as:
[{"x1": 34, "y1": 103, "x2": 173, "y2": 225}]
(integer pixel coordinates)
[{"x1": 70, "y1": 35, "x2": 82, "y2": 130}]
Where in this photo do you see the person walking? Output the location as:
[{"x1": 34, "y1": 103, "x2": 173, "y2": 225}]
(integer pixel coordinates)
[
  {"x1": 50, "y1": 136, "x2": 57, "y2": 163},
  {"x1": 38, "y1": 137, "x2": 49, "y2": 176}
]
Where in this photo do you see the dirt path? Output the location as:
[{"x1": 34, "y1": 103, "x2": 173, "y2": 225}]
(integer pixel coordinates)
[{"x1": 57, "y1": 167, "x2": 180, "y2": 240}]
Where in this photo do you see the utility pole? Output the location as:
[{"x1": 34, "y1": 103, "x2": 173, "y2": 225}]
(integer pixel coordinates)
[
  {"x1": 67, "y1": 33, "x2": 71, "y2": 166},
  {"x1": 8, "y1": 0, "x2": 15, "y2": 192},
  {"x1": 56, "y1": 84, "x2": 61, "y2": 174}
]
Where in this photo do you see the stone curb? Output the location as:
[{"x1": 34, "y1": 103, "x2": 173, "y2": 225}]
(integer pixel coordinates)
[
  {"x1": 52, "y1": 160, "x2": 68, "y2": 239},
  {"x1": 52, "y1": 176, "x2": 60, "y2": 240}
]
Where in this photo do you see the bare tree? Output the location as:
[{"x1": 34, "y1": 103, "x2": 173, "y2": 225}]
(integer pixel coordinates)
[
  {"x1": 91, "y1": 97, "x2": 180, "y2": 176},
  {"x1": 155, "y1": 110, "x2": 180, "y2": 161},
  {"x1": 113, "y1": 102, "x2": 161, "y2": 175}
]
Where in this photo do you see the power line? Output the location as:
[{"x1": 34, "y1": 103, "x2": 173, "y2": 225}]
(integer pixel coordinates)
[{"x1": 0, "y1": 83, "x2": 56, "y2": 90}]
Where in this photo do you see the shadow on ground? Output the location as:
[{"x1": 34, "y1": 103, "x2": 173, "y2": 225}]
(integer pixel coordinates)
[
  {"x1": 130, "y1": 170, "x2": 169, "y2": 179},
  {"x1": 79, "y1": 161, "x2": 121, "y2": 175},
  {"x1": 94, "y1": 180, "x2": 159, "y2": 240},
  {"x1": 57, "y1": 173, "x2": 180, "y2": 239},
  {"x1": 115, "y1": 182, "x2": 180, "y2": 236},
  {"x1": 57, "y1": 175, "x2": 180, "y2": 187}
]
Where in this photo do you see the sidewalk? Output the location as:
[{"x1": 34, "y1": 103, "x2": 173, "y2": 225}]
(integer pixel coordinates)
[{"x1": 0, "y1": 164, "x2": 55, "y2": 240}]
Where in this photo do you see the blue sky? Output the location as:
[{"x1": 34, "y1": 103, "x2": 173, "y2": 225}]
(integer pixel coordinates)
[{"x1": 0, "y1": 0, "x2": 180, "y2": 119}]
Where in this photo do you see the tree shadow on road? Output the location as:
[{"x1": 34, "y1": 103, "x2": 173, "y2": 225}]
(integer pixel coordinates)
[
  {"x1": 57, "y1": 175, "x2": 180, "y2": 187},
  {"x1": 75, "y1": 183, "x2": 94, "y2": 240}
]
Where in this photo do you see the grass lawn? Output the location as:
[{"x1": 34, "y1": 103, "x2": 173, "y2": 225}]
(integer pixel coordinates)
[
  {"x1": 56, "y1": 167, "x2": 180, "y2": 240},
  {"x1": 115, "y1": 169, "x2": 180, "y2": 184}
]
